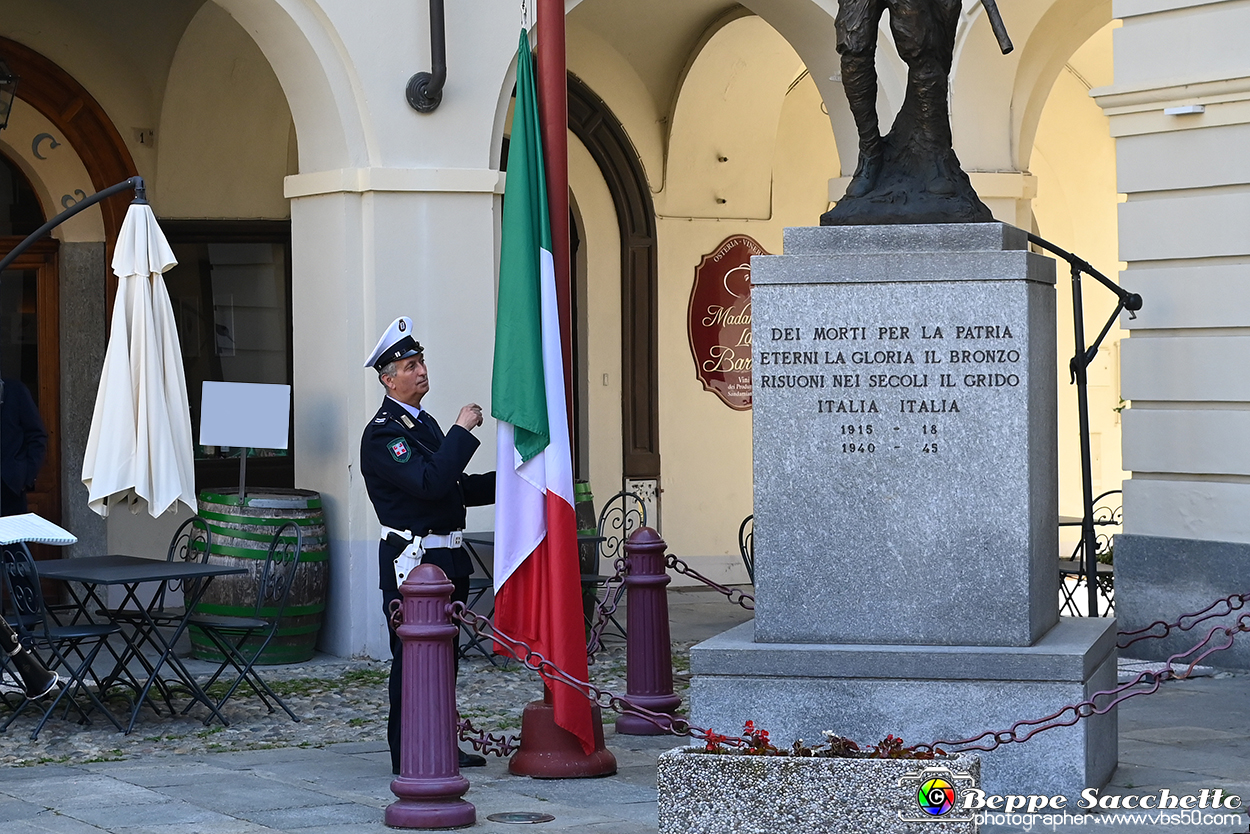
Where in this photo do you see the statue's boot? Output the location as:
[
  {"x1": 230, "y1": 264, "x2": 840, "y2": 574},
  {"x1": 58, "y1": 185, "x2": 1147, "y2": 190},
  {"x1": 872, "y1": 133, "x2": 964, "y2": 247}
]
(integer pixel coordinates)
[{"x1": 845, "y1": 146, "x2": 884, "y2": 198}]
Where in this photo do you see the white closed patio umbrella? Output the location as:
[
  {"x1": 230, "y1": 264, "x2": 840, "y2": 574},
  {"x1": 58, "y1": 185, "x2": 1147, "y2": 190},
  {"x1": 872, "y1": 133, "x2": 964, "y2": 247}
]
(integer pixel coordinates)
[{"x1": 81, "y1": 200, "x2": 196, "y2": 517}]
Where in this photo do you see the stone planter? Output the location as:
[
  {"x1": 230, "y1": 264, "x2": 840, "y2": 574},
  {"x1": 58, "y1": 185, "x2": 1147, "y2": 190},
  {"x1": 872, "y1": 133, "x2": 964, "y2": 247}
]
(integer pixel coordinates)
[{"x1": 658, "y1": 748, "x2": 980, "y2": 834}]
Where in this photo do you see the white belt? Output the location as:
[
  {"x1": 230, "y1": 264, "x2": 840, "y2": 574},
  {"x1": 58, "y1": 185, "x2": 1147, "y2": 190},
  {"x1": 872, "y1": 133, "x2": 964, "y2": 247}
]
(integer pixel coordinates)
[{"x1": 381, "y1": 526, "x2": 463, "y2": 549}]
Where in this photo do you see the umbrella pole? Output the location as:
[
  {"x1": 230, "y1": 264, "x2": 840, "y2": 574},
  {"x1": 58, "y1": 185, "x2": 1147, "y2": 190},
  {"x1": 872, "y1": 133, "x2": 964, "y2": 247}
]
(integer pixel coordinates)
[{"x1": 0, "y1": 177, "x2": 145, "y2": 275}]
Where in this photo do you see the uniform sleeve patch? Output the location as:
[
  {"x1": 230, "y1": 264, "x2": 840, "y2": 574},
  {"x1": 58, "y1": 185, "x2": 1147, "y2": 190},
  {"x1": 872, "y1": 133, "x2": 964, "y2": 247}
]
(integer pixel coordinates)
[{"x1": 387, "y1": 438, "x2": 411, "y2": 462}]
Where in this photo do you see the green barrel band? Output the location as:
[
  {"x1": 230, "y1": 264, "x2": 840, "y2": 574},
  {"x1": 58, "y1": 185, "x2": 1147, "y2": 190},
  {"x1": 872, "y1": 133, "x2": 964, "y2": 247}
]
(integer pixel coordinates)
[
  {"x1": 199, "y1": 489, "x2": 323, "y2": 510},
  {"x1": 193, "y1": 601, "x2": 325, "y2": 619},
  {"x1": 201, "y1": 541, "x2": 329, "y2": 562},
  {"x1": 203, "y1": 524, "x2": 327, "y2": 546},
  {"x1": 198, "y1": 508, "x2": 324, "y2": 527}
]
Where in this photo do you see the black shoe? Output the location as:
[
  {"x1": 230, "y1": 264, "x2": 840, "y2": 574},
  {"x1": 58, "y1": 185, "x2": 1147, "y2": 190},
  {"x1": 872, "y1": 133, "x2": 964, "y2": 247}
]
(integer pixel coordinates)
[{"x1": 459, "y1": 749, "x2": 487, "y2": 768}]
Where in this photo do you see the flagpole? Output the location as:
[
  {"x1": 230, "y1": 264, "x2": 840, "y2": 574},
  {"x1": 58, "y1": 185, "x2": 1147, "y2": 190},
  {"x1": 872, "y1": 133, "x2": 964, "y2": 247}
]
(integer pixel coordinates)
[{"x1": 536, "y1": 0, "x2": 574, "y2": 437}]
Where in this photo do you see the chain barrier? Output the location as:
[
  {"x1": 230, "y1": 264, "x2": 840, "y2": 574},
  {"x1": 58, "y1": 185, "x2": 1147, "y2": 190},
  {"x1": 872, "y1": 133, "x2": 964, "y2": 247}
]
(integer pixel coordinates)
[
  {"x1": 457, "y1": 716, "x2": 520, "y2": 758},
  {"x1": 914, "y1": 611, "x2": 1250, "y2": 755},
  {"x1": 1117, "y1": 591, "x2": 1250, "y2": 650},
  {"x1": 436, "y1": 553, "x2": 1250, "y2": 761},
  {"x1": 585, "y1": 555, "x2": 629, "y2": 664},
  {"x1": 664, "y1": 554, "x2": 755, "y2": 611},
  {"x1": 448, "y1": 601, "x2": 752, "y2": 751}
]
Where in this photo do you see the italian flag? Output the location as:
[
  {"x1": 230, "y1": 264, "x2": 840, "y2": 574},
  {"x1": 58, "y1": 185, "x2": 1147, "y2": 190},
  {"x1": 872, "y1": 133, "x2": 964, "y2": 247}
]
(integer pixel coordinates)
[{"x1": 491, "y1": 29, "x2": 595, "y2": 755}]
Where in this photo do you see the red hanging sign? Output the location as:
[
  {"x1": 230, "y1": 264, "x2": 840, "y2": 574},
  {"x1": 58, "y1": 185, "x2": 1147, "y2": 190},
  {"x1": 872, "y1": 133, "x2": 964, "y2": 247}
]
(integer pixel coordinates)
[{"x1": 687, "y1": 235, "x2": 766, "y2": 411}]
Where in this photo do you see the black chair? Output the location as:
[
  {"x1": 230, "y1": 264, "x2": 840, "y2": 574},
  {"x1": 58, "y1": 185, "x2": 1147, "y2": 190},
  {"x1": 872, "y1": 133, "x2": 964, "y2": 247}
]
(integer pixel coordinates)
[
  {"x1": 1059, "y1": 490, "x2": 1120, "y2": 616},
  {"x1": 583, "y1": 491, "x2": 648, "y2": 643},
  {"x1": 0, "y1": 578, "x2": 16, "y2": 710},
  {"x1": 185, "y1": 522, "x2": 302, "y2": 724},
  {"x1": 0, "y1": 543, "x2": 124, "y2": 739},
  {"x1": 739, "y1": 514, "x2": 754, "y2": 584},
  {"x1": 596, "y1": 490, "x2": 648, "y2": 567},
  {"x1": 141, "y1": 516, "x2": 214, "y2": 626},
  {"x1": 457, "y1": 538, "x2": 501, "y2": 664}
]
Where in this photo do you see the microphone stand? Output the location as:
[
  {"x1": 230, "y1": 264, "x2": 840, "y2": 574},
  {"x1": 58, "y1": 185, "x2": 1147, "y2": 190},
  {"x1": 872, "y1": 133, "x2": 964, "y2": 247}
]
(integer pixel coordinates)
[{"x1": 1028, "y1": 233, "x2": 1142, "y2": 618}]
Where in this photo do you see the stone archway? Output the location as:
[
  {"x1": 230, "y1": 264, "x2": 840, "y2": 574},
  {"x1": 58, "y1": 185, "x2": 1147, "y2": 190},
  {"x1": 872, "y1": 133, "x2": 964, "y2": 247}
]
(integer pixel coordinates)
[
  {"x1": 0, "y1": 39, "x2": 140, "y2": 559},
  {"x1": 209, "y1": 0, "x2": 368, "y2": 172},
  {"x1": 568, "y1": 72, "x2": 660, "y2": 480},
  {"x1": 0, "y1": 36, "x2": 137, "y2": 247}
]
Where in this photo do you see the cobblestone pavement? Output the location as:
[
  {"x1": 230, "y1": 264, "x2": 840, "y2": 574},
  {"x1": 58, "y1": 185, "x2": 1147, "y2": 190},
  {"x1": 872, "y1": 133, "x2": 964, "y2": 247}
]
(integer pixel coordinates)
[{"x1": 0, "y1": 636, "x2": 679, "y2": 768}]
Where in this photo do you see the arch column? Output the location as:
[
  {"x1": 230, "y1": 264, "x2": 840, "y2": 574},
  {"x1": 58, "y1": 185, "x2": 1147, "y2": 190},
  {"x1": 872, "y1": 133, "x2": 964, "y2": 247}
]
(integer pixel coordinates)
[
  {"x1": 1096, "y1": 0, "x2": 1250, "y2": 668},
  {"x1": 284, "y1": 170, "x2": 502, "y2": 658}
]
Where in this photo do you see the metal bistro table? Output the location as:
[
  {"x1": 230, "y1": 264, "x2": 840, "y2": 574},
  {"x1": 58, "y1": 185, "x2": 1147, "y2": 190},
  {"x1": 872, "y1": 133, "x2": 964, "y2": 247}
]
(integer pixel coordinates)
[{"x1": 36, "y1": 554, "x2": 247, "y2": 732}]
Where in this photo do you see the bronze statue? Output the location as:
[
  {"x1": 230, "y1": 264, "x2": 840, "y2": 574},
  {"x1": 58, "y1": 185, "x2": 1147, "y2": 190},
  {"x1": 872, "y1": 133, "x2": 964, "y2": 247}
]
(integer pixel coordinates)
[{"x1": 821, "y1": 0, "x2": 1012, "y2": 226}]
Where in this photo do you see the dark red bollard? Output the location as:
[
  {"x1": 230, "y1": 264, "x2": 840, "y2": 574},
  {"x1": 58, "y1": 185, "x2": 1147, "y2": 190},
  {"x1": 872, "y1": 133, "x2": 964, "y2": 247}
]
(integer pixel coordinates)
[
  {"x1": 615, "y1": 527, "x2": 682, "y2": 735},
  {"x1": 386, "y1": 564, "x2": 475, "y2": 829}
]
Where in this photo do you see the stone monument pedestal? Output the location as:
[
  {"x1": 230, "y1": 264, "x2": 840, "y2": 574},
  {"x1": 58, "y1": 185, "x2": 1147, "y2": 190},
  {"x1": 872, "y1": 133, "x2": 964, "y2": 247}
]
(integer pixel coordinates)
[
  {"x1": 690, "y1": 223, "x2": 1116, "y2": 800},
  {"x1": 691, "y1": 619, "x2": 1116, "y2": 801}
]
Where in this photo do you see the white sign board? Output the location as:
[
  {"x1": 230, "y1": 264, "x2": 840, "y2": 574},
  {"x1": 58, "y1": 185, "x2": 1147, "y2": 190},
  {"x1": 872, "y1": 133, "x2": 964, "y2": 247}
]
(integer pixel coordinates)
[{"x1": 200, "y1": 381, "x2": 291, "y2": 450}]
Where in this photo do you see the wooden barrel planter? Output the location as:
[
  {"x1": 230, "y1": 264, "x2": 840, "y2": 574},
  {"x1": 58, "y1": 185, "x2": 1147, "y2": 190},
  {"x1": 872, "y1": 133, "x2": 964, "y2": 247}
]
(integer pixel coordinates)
[{"x1": 190, "y1": 489, "x2": 329, "y2": 665}]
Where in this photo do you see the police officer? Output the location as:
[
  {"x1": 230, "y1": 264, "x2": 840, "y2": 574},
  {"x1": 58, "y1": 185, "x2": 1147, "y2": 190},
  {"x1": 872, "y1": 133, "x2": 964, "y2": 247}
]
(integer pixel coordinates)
[{"x1": 360, "y1": 316, "x2": 495, "y2": 773}]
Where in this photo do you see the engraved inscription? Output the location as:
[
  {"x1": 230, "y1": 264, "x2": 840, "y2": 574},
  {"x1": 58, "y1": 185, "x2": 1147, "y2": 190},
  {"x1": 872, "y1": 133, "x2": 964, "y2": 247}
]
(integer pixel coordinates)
[{"x1": 760, "y1": 319, "x2": 1022, "y2": 458}]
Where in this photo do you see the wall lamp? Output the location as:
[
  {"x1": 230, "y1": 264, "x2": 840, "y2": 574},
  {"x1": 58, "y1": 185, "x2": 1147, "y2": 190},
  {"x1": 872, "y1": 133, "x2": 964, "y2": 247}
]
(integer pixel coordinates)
[{"x1": 0, "y1": 56, "x2": 18, "y2": 131}]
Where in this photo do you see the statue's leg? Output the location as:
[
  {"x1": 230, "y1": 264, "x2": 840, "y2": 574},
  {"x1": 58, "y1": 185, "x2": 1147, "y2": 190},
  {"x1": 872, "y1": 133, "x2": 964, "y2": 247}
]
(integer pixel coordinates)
[
  {"x1": 837, "y1": 0, "x2": 886, "y2": 197},
  {"x1": 890, "y1": 0, "x2": 960, "y2": 193}
]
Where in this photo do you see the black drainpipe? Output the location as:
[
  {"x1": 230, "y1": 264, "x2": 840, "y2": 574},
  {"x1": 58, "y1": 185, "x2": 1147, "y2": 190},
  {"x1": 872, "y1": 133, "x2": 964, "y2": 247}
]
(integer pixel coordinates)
[{"x1": 406, "y1": 0, "x2": 445, "y2": 113}]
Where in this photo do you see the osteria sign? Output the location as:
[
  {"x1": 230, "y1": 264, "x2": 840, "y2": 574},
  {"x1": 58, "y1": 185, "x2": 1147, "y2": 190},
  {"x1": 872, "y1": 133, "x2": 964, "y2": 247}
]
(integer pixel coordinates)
[{"x1": 688, "y1": 235, "x2": 767, "y2": 411}]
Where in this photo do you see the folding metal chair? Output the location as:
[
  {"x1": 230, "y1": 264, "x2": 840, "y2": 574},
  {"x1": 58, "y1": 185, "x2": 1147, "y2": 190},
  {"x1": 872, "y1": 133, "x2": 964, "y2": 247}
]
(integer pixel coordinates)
[
  {"x1": 0, "y1": 581, "x2": 19, "y2": 711},
  {"x1": 584, "y1": 490, "x2": 648, "y2": 642},
  {"x1": 456, "y1": 540, "x2": 500, "y2": 664},
  {"x1": 184, "y1": 522, "x2": 302, "y2": 724},
  {"x1": 138, "y1": 516, "x2": 214, "y2": 626},
  {"x1": 1059, "y1": 490, "x2": 1120, "y2": 616},
  {"x1": 738, "y1": 514, "x2": 754, "y2": 584},
  {"x1": 0, "y1": 543, "x2": 124, "y2": 739}
]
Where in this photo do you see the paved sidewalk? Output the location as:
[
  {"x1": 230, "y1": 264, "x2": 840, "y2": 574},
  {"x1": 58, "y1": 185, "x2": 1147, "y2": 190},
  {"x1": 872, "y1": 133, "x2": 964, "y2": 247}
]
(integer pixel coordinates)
[{"x1": 2, "y1": 590, "x2": 1250, "y2": 833}]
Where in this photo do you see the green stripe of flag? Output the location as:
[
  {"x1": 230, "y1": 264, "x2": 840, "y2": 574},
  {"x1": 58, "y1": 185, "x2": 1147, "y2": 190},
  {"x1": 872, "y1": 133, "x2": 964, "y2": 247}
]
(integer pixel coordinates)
[{"x1": 492, "y1": 29, "x2": 552, "y2": 464}]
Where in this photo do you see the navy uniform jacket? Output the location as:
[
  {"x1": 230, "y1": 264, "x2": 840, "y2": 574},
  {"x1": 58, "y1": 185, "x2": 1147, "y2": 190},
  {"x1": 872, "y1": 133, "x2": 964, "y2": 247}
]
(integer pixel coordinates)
[
  {"x1": 360, "y1": 398, "x2": 495, "y2": 593},
  {"x1": 0, "y1": 379, "x2": 47, "y2": 496}
]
